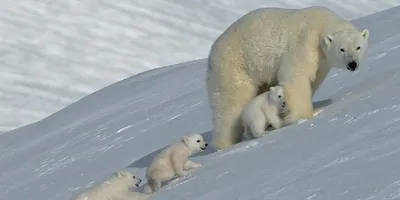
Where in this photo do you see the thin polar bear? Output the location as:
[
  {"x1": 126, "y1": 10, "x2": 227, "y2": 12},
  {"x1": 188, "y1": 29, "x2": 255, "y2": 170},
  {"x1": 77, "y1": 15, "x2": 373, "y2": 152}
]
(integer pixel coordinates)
[{"x1": 206, "y1": 6, "x2": 370, "y2": 149}]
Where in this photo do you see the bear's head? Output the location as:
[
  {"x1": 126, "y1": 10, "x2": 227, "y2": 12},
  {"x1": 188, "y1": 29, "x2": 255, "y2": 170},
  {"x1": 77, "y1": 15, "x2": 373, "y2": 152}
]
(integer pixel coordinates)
[
  {"x1": 114, "y1": 170, "x2": 142, "y2": 189},
  {"x1": 323, "y1": 29, "x2": 369, "y2": 72},
  {"x1": 268, "y1": 85, "x2": 286, "y2": 110},
  {"x1": 183, "y1": 133, "x2": 208, "y2": 153}
]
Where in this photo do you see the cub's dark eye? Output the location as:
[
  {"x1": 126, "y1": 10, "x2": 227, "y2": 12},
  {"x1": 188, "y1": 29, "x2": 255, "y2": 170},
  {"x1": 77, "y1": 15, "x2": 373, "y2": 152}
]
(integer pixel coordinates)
[
  {"x1": 278, "y1": 95, "x2": 282, "y2": 98},
  {"x1": 133, "y1": 176, "x2": 135, "y2": 179},
  {"x1": 356, "y1": 46, "x2": 361, "y2": 50},
  {"x1": 197, "y1": 140, "x2": 200, "y2": 143},
  {"x1": 340, "y1": 48, "x2": 345, "y2": 52}
]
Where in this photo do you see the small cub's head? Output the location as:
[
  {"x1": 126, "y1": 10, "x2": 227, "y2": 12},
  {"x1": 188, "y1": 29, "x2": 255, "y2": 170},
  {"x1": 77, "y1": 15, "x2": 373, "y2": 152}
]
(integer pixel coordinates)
[
  {"x1": 183, "y1": 133, "x2": 208, "y2": 153},
  {"x1": 323, "y1": 29, "x2": 369, "y2": 72},
  {"x1": 268, "y1": 86, "x2": 286, "y2": 108},
  {"x1": 114, "y1": 170, "x2": 142, "y2": 189}
]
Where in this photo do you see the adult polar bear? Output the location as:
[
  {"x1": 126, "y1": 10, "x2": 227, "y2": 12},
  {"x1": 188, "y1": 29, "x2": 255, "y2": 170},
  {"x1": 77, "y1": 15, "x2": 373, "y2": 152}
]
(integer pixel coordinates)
[{"x1": 206, "y1": 6, "x2": 369, "y2": 150}]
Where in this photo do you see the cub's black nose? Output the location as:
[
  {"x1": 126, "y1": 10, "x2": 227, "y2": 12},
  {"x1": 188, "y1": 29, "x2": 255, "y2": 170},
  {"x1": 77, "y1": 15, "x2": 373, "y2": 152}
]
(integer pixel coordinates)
[
  {"x1": 205, "y1": 143, "x2": 208, "y2": 147},
  {"x1": 347, "y1": 61, "x2": 358, "y2": 71},
  {"x1": 282, "y1": 102, "x2": 286, "y2": 105}
]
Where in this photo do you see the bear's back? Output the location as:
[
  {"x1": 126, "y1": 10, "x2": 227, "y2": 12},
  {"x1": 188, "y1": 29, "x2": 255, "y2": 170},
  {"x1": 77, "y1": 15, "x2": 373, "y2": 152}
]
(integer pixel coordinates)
[{"x1": 225, "y1": 6, "x2": 345, "y2": 37}]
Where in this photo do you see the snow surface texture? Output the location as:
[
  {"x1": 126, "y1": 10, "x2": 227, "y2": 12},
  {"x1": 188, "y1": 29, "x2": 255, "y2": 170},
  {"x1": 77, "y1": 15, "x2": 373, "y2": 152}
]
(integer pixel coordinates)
[
  {"x1": 1, "y1": 5, "x2": 400, "y2": 200},
  {"x1": 2, "y1": 1, "x2": 400, "y2": 133}
]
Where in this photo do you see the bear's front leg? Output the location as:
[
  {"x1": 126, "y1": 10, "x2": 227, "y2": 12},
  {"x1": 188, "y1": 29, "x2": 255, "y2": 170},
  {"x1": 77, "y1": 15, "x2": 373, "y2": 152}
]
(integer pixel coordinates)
[
  {"x1": 171, "y1": 152, "x2": 188, "y2": 177},
  {"x1": 278, "y1": 51, "x2": 316, "y2": 125},
  {"x1": 183, "y1": 159, "x2": 202, "y2": 170},
  {"x1": 265, "y1": 113, "x2": 283, "y2": 130},
  {"x1": 283, "y1": 77, "x2": 314, "y2": 124},
  {"x1": 242, "y1": 125, "x2": 252, "y2": 140}
]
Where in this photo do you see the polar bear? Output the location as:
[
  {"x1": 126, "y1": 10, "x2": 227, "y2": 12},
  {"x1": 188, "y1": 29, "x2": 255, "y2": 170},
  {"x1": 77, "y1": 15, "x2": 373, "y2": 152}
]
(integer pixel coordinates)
[
  {"x1": 206, "y1": 6, "x2": 369, "y2": 149},
  {"x1": 71, "y1": 170, "x2": 148, "y2": 200},
  {"x1": 242, "y1": 85, "x2": 287, "y2": 139},
  {"x1": 144, "y1": 133, "x2": 208, "y2": 193}
]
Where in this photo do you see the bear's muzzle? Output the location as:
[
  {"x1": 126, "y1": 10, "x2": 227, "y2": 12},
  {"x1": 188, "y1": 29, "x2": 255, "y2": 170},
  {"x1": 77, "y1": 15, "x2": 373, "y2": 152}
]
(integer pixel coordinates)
[{"x1": 347, "y1": 61, "x2": 358, "y2": 71}]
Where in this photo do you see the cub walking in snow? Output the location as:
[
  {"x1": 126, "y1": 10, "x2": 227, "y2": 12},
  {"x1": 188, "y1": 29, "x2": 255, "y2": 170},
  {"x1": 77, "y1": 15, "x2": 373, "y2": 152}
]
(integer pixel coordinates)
[
  {"x1": 144, "y1": 133, "x2": 208, "y2": 193},
  {"x1": 71, "y1": 170, "x2": 151, "y2": 200},
  {"x1": 241, "y1": 85, "x2": 287, "y2": 139}
]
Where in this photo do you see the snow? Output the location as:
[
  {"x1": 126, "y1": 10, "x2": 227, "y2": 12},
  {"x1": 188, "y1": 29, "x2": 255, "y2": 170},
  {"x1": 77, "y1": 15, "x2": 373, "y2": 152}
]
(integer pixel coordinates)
[
  {"x1": 2, "y1": 1, "x2": 400, "y2": 133},
  {"x1": 1, "y1": 4, "x2": 400, "y2": 200}
]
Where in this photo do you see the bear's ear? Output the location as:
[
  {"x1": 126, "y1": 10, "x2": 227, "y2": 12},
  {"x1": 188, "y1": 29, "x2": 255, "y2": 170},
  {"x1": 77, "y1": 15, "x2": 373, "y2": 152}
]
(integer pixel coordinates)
[
  {"x1": 269, "y1": 86, "x2": 276, "y2": 92},
  {"x1": 361, "y1": 29, "x2": 369, "y2": 41},
  {"x1": 182, "y1": 136, "x2": 190, "y2": 145},
  {"x1": 115, "y1": 171, "x2": 123, "y2": 177},
  {"x1": 324, "y1": 35, "x2": 333, "y2": 48}
]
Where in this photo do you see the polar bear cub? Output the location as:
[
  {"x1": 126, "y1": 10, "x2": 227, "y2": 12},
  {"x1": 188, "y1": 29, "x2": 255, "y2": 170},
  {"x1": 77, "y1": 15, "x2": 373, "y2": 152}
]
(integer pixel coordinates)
[
  {"x1": 72, "y1": 170, "x2": 150, "y2": 200},
  {"x1": 144, "y1": 133, "x2": 208, "y2": 193},
  {"x1": 241, "y1": 85, "x2": 287, "y2": 139}
]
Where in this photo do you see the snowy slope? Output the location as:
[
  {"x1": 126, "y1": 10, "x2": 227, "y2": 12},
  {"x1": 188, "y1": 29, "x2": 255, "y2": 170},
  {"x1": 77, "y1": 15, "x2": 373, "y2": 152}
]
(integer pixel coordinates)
[
  {"x1": 2, "y1": 0, "x2": 400, "y2": 133},
  {"x1": 1, "y1": 5, "x2": 400, "y2": 200}
]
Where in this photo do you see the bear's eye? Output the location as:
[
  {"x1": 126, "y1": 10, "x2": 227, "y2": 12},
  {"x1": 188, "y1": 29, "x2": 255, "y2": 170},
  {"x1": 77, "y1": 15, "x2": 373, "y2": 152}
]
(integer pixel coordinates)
[
  {"x1": 340, "y1": 48, "x2": 345, "y2": 52},
  {"x1": 278, "y1": 95, "x2": 282, "y2": 98},
  {"x1": 132, "y1": 176, "x2": 135, "y2": 179},
  {"x1": 356, "y1": 46, "x2": 361, "y2": 50},
  {"x1": 197, "y1": 140, "x2": 200, "y2": 143}
]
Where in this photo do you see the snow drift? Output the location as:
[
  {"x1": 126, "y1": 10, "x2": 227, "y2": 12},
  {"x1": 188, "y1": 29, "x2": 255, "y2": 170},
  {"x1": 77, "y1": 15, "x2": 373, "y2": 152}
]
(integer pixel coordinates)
[{"x1": 1, "y1": 5, "x2": 400, "y2": 200}]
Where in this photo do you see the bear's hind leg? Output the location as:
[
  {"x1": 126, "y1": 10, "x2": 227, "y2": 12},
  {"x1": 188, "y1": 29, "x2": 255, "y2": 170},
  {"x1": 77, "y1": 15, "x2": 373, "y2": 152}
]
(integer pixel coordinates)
[
  {"x1": 144, "y1": 175, "x2": 161, "y2": 193},
  {"x1": 207, "y1": 70, "x2": 257, "y2": 150},
  {"x1": 265, "y1": 112, "x2": 283, "y2": 130},
  {"x1": 147, "y1": 179, "x2": 161, "y2": 192},
  {"x1": 210, "y1": 80, "x2": 256, "y2": 150},
  {"x1": 249, "y1": 114, "x2": 267, "y2": 138}
]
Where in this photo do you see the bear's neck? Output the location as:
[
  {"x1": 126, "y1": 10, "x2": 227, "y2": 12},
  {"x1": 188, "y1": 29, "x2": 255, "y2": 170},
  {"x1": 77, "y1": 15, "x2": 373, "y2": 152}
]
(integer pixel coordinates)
[
  {"x1": 266, "y1": 96, "x2": 280, "y2": 112},
  {"x1": 180, "y1": 140, "x2": 193, "y2": 156}
]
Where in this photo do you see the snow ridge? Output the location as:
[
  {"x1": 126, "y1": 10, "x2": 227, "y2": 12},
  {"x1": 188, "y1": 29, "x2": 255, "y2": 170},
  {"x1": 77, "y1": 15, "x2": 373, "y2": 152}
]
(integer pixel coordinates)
[{"x1": 1, "y1": 0, "x2": 400, "y2": 132}]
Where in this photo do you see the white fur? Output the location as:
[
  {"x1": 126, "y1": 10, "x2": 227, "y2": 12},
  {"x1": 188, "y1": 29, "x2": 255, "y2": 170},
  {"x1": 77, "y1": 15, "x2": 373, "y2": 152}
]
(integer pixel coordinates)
[
  {"x1": 323, "y1": 29, "x2": 369, "y2": 71},
  {"x1": 71, "y1": 170, "x2": 150, "y2": 200},
  {"x1": 206, "y1": 6, "x2": 369, "y2": 149},
  {"x1": 123, "y1": 192, "x2": 152, "y2": 200},
  {"x1": 144, "y1": 133, "x2": 208, "y2": 193},
  {"x1": 242, "y1": 86, "x2": 287, "y2": 139}
]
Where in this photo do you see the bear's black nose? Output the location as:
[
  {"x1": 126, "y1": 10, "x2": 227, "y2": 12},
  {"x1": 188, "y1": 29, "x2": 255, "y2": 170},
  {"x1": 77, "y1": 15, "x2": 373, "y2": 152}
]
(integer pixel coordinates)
[
  {"x1": 282, "y1": 102, "x2": 286, "y2": 105},
  {"x1": 205, "y1": 143, "x2": 208, "y2": 147},
  {"x1": 347, "y1": 61, "x2": 358, "y2": 71}
]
